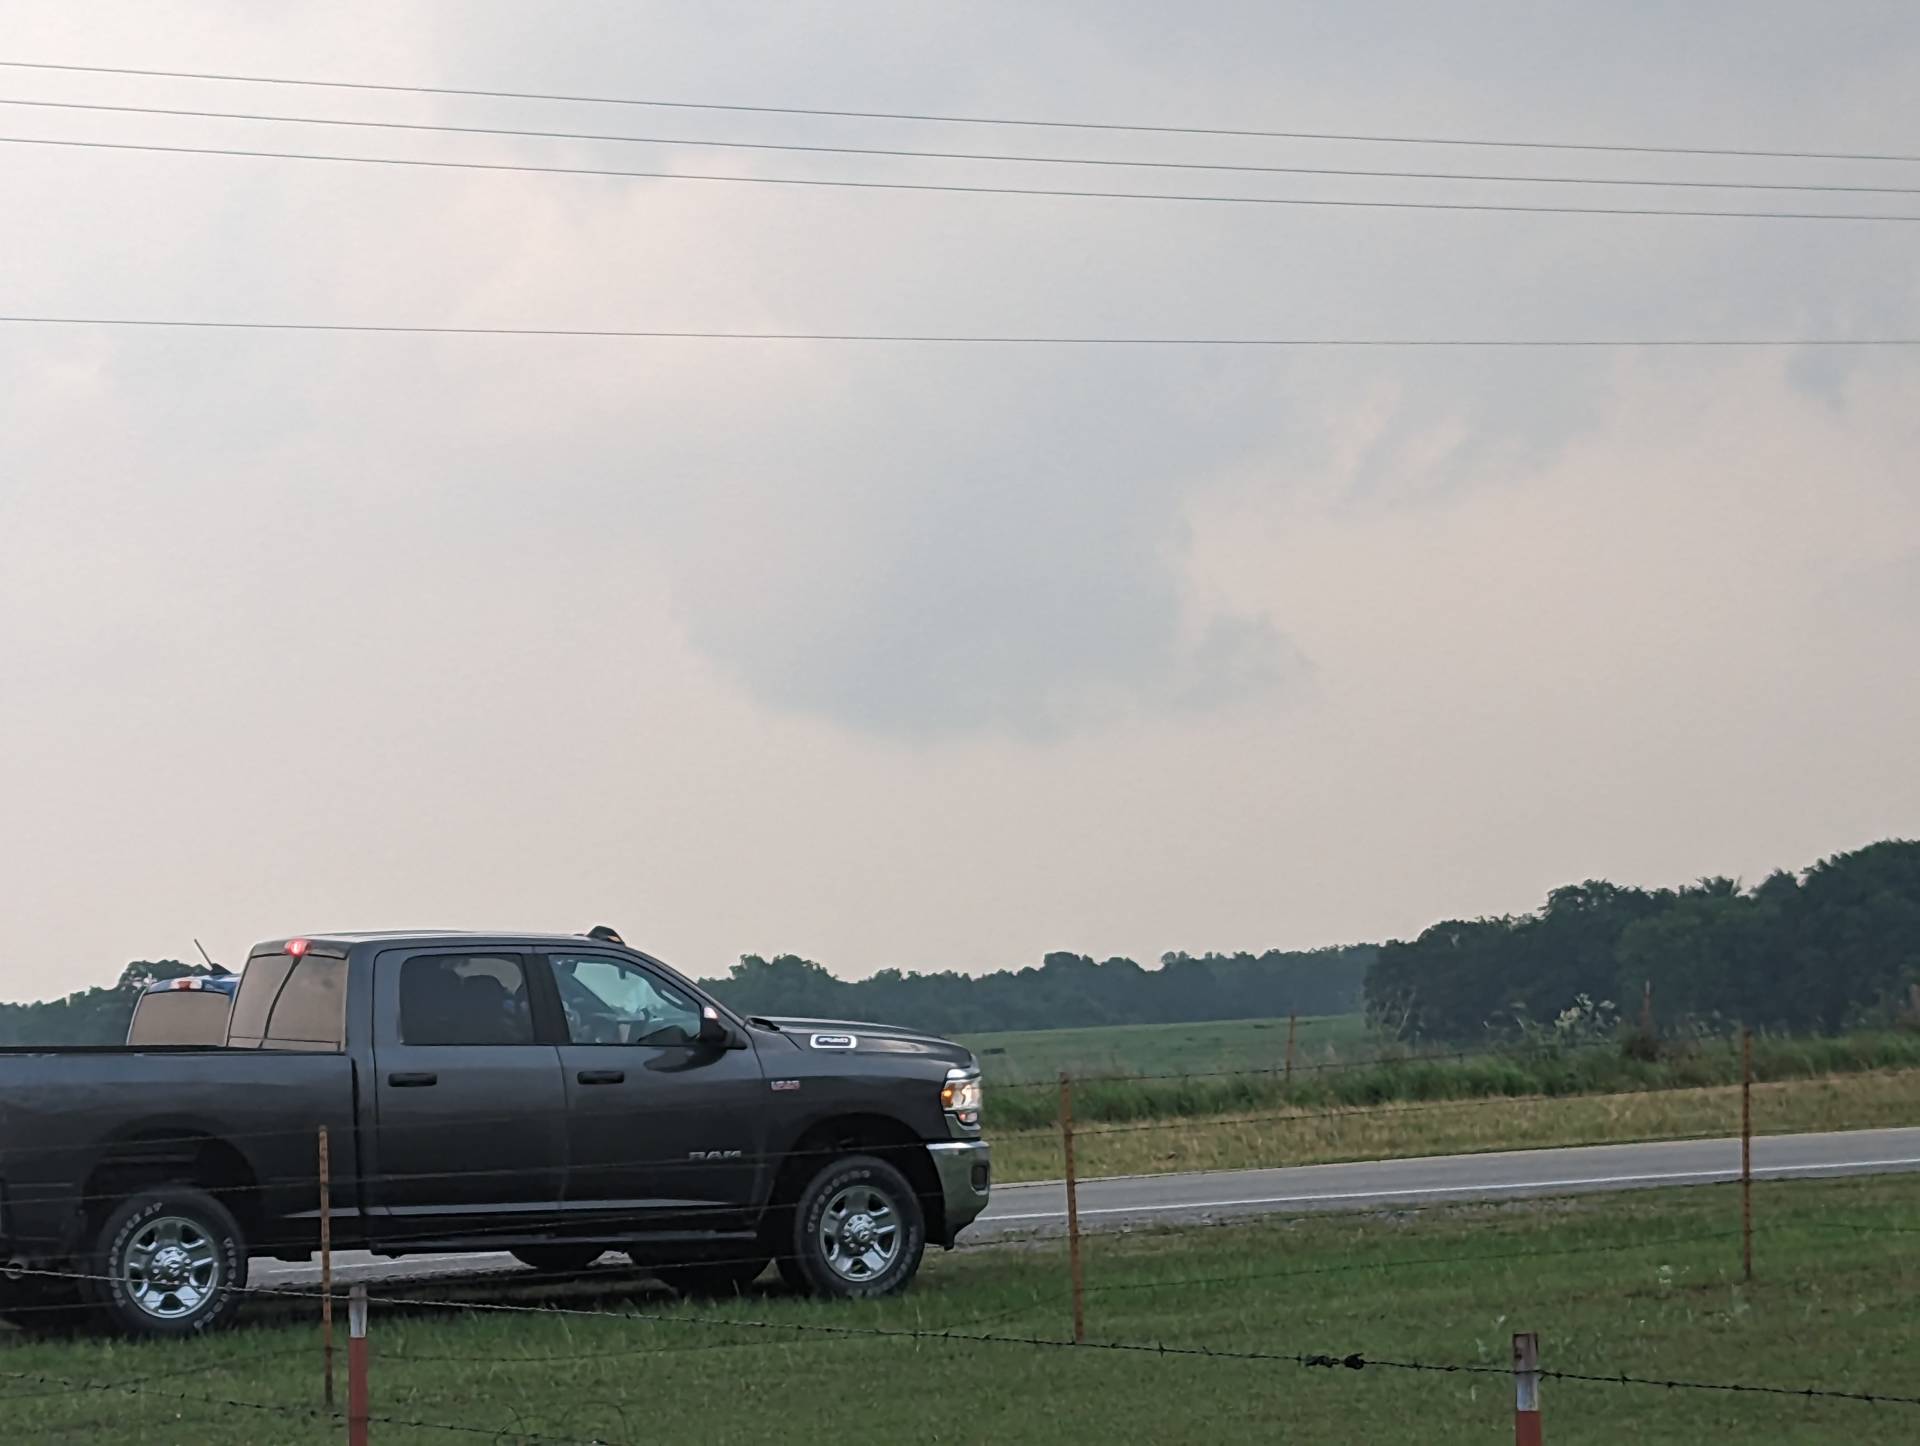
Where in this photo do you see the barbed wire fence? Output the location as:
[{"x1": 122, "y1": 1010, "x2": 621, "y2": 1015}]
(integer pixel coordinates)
[{"x1": 3, "y1": 1023, "x2": 1918, "y2": 1439}]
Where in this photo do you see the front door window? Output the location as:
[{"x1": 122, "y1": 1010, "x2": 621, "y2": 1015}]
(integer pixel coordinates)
[{"x1": 550, "y1": 953, "x2": 703, "y2": 1047}]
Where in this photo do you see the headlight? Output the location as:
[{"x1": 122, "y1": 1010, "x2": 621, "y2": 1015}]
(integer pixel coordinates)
[{"x1": 941, "y1": 1070, "x2": 983, "y2": 1128}]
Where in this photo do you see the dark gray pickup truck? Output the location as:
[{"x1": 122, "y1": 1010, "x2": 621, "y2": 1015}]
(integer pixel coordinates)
[{"x1": 0, "y1": 931, "x2": 990, "y2": 1337}]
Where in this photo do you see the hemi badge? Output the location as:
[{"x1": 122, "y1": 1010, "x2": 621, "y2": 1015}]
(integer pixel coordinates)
[
  {"x1": 771, "y1": 1079, "x2": 801, "y2": 1092},
  {"x1": 810, "y1": 1033, "x2": 857, "y2": 1050}
]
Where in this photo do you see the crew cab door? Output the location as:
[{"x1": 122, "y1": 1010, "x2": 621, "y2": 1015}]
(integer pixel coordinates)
[
  {"x1": 540, "y1": 949, "x2": 766, "y2": 1229},
  {"x1": 365, "y1": 947, "x2": 568, "y2": 1236}
]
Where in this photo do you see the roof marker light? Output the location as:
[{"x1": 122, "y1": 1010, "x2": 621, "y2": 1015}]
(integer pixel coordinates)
[{"x1": 285, "y1": 938, "x2": 310, "y2": 958}]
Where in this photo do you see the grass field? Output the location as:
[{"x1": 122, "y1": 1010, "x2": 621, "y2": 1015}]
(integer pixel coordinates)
[
  {"x1": 5, "y1": 1173, "x2": 1917, "y2": 1444},
  {"x1": 962, "y1": 1014, "x2": 1920, "y2": 1137},
  {"x1": 989, "y1": 1065, "x2": 1920, "y2": 1182},
  {"x1": 958, "y1": 1013, "x2": 1373, "y2": 1083}
]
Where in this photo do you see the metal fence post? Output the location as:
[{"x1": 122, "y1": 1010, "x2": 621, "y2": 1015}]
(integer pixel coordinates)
[
  {"x1": 1060, "y1": 1071, "x2": 1085, "y2": 1344},
  {"x1": 347, "y1": 1284, "x2": 369, "y2": 1446},
  {"x1": 1513, "y1": 1331, "x2": 1542, "y2": 1445}
]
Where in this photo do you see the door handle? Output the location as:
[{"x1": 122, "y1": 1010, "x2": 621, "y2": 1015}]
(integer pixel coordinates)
[
  {"x1": 387, "y1": 1071, "x2": 438, "y2": 1088},
  {"x1": 576, "y1": 1069, "x2": 626, "y2": 1085}
]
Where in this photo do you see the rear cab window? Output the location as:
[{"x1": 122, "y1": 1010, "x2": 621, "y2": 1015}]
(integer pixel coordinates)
[{"x1": 227, "y1": 944, "x2": 349, "y2": 1051}]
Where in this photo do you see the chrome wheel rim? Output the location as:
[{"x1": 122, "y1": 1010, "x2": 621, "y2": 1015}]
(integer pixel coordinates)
[
  {"x1": 818, "y1": 1184, "x2": 901, "y2": 1282},
  {"x1": 120, "y1": 1215, "x2": 221, "y2": 1320}
]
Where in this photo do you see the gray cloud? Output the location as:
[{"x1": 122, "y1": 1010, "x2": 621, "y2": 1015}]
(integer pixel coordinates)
[{"x1": 3, "y1": 1, "x2": 1919, "y2": 990}]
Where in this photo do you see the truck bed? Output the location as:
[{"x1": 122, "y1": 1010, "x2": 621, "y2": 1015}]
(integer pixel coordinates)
[{"x1": 0, "y1": 1049, "x2": 357, "y2": 1258}]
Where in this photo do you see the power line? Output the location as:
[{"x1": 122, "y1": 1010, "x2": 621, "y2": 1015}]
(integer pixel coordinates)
[
  {"x1": 10, "y1": 94, "x2": 1920, "y2": 198},
  {"x1": 4, "y1": 316, "x2": 1916, "y2": 346},
  {"x1": 8, "y1": 133, "x2": 1920, "y2": 222},
  {"x1": 3, "y1": 57, "x2": 1917, "y2": 166}
]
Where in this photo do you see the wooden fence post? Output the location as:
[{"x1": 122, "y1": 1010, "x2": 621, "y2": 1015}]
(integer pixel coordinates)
[
  {"x1": 1284, "y1": 1012, "x2": 1298, "y2": 1090},
  {"x1": 1742, "y1": 1027, "x2": 1754, "y2": 1283},
  {"x1": 1512, "y1": 1331, "x2": 1542, "y2": 1445},
  {"x1": 1060, "y1": 1071, "x2": 1085, "y2": 1344},
  {"x1": 347, "y1": 1284, "x2": 369, "y2": 1446},
  {"x1": 319, "y1": 1125, "x2": 334, "y2": 1410}
]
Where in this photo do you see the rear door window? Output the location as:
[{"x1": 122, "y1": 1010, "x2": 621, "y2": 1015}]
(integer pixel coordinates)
[{"x1": 398, "y1": 954, "x2": 535, "y2": 1046}]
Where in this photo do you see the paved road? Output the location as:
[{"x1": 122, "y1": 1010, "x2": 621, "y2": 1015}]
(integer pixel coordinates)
[{"x1": 255, "y1": 1125, "x2": 1920, "y2": 1290}]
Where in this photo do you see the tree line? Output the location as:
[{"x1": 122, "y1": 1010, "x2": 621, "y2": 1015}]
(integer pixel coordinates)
[
  {"x1": 1364, "y1": 839, "x2": 1920, "y2": 1041},
  {"x1": 697, "y1": 946, "x2": 1377, "y2": 1035},
  {"x1": 0, "y1": 959, "x2": 208, "y2": 1046},
  {"x1": 0, "y1": 945, "x2": 1375, "y2": 1047},
  {"x1": 4, "y1": 838, "x2": 1912, "y2": 1047}
]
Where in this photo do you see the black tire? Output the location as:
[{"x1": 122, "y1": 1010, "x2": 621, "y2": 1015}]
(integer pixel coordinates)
[
  {"x1": 652, "y1": 1256, "x2": 769, "y2": 1298},
  {"x1": 87, "y1": 1187, "x2": 247, "y2": 1338},
  {"x1": 0, "y1": 1270, "x2": 98, "y2": 1334},
  {"x1": 788, "y1": 1154, "x2": 925, "y2": 1300},
  {"x1": 511, "y1": 1245, "x2": 605, "y2": 1274}
]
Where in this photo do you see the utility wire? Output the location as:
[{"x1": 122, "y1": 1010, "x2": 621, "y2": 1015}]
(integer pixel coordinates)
[
  {"x1": 3, "y1": 58, "x2": 1917, "y2": 166},
  {"x1": 5, "y1": 317, "x2": 1917, "y2": 346},
  {"x1": 7, "y1": 133, "x2": 1920, "y2": 222},
  {"x1": 9, "y1": 95, "x2": 1920, "y2": 197}
]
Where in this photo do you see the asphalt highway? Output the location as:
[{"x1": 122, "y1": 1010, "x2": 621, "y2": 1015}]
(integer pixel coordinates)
[{"x1": 253, "y1": 1125, "x2": 1920, "y2": 1291}]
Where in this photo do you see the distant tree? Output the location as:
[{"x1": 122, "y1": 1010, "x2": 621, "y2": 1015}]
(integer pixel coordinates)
[
  {"x1": 0, "y1": 960, "x2": 205, "y2": 1046},
  {"x1": 1366, "y1": 841, "x2": 1920, "y2": 1041}
]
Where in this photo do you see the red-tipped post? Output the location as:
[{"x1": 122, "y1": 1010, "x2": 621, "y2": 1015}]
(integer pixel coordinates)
[{"x1": 1513, "y1": 1332, "x2": 1542, "y2": 1445}]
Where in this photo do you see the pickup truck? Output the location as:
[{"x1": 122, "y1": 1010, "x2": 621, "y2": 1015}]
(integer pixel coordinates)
[{"x1": 0, "y1": 931, "x2": 991, "y2": 1337}]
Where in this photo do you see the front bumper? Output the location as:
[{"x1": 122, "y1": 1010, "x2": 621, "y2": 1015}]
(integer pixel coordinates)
[{"x1": 926, "y1": 1139, "x2": 992, "y2": 1246}]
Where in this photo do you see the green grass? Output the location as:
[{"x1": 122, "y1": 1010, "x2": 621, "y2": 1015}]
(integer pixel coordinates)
[
  {"x1": 958, "y1": 1012, "x2": 1371, "y2": 1085},
  {"x1": 6, "y1": 1174, "x2": 1917, "y2": 1443},
  {"x1": 991, "y1": 1065, "x2": 1920, "y2": 1181},
  {"x1": 973, "y1": 1021, "x2": 1920, "y2": 1131}
]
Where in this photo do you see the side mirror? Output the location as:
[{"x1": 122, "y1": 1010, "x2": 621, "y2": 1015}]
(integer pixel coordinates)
[{"x1": 698, "y1": 1005, "x2": 733, "y2": 1048}]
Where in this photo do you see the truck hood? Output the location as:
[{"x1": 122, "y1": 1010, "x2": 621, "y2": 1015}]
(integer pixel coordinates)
[{"x1": 756, "y1": 1016, "x2": 976, "y2": 1070}]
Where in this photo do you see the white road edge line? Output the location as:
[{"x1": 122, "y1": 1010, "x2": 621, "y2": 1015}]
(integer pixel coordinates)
[{"x1": 983, "y1": 1156, "x2": 1920, "y2": 1223}]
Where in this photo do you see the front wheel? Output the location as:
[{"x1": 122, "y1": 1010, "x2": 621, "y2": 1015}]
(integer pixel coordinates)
[
  {"x1": 788, "y1": 1155, "x2": 925, "y2": 1299},
  {"x1": 87, "y1": 1187, "x2": 247, "y2": 1338}
]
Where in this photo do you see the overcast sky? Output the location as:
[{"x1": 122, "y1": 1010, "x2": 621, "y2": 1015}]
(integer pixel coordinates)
[{"x1": 2, "y1": 2, "x2": 1917, "y2": 1002}]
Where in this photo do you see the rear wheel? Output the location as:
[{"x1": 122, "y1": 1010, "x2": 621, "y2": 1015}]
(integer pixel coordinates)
[
  {"x1": 87, "y1": 1187, "x2": 247, "y2": 1338},
  {"x1": 510, "y1": 1245, "x2": 605, "y2": 1274},
  {"x1": 788, "y1": 1155, "x2": 925, "y2": 1299},
  {"x1": 651, "y1": 1256, "x2": 769, "y2": 1298}
]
